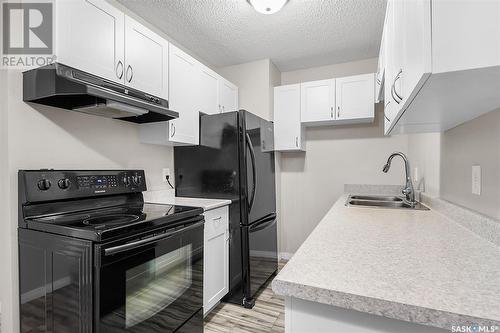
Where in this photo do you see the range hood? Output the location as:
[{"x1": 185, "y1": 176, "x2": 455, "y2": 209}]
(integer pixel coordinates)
[{"x1": 23, "y1": 63, "x2": 178, "y2": 123}]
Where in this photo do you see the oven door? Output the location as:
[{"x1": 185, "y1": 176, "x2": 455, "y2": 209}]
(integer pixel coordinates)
[{"x1": 95, "y1": 219, "x2": 204, "y2": 333}]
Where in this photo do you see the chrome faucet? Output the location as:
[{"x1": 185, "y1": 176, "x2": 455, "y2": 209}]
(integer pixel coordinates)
[{"x1": 382, "y1": 152, "x2": 416, "y2": 207}]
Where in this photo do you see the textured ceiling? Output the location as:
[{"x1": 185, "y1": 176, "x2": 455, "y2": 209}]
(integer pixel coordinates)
[{"x1": 117, "y1": 0, "x2": 386, "y2": 71}]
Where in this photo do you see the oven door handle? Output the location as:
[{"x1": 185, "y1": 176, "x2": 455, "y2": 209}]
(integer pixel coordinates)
[{"x1": 104, "y1": 221, "x2": 204, "y2": 256}]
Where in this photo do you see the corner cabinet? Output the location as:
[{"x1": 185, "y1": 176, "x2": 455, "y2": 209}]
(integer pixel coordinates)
[
  {"x1": 382, "y1": 0, "x2": 500, "y2": 135},
  {"x1": 203, "y1": 206, "x2": 229, "y2": 316},
  {"x1": 274, "y1": 84, "x2": 305, "y2": 151},
  {"x1": 300, "y1": 79, "x2": 335, "y2": 124}
]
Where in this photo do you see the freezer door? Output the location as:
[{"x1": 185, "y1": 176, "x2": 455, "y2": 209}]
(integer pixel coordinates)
[{"x1": 247, "y1": 213, "x2": 278, "y2": 298}]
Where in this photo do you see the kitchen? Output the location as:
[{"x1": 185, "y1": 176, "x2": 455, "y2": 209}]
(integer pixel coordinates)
[{"x1": 1, "y1": 0, "x2": 499, "y2": 332}]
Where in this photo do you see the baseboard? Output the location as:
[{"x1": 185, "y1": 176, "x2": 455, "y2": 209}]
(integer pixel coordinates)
[{"x1": 279, "y1": 252, "x2": 294, "y2": 261}]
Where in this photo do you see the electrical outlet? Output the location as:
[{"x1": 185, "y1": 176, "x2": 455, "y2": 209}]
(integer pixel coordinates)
[
  {"x1": 472, "y1": 165, "x2": 481, "y2": 195},
  {"x1": 162, "y1": 168, "x2": 170, "y2": 183}
]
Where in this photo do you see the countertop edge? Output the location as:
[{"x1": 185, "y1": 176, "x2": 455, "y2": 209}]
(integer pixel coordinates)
[{"x1": 272, "y1": 279, "x2": 500, "y2": 330}]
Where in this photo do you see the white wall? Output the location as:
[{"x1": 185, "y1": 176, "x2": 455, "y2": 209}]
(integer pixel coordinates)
[
  {"x1": 279, "y1": 59, "x2": 410, "y2": 254},
  {"x1": 407, "y1": 133, "x2": 441, "y2": 196},
  {"x1": 281, "y1": 58, "x2": 379, "y2": 85},
  {"x1": 0, "y1": 70, "x2": 9, "y2": 324},
  {"x1": 217, "y1": 59, "x2": 276, "y2": 121},
  {"x1": 441, "y1": 109, "x2": 500, "y2": 219},
  {"x1": 2, "y1": 70, "x2": 175, "y2": 332}
]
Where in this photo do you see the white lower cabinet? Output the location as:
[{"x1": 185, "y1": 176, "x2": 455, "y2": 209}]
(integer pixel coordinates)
[{"x1": 203, "y1": 206, "x2": 229, "y2": 316}]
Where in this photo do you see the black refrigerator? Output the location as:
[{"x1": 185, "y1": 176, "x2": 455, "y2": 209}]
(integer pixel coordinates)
[{"x1": 174, "y1": 110, "x2": 278, "y2": 308}]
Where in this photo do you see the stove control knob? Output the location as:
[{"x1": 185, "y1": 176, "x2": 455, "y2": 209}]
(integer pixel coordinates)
[
  {"x1": 58, "y1": 178, "x2": 71, "y2": 190},
  {"x1": 37, "y1": 179, "x2": 51, "y2": 191},
  {"x1": 123, "y1": 176, "x2": 131, "y2": 187},
  {"x1": 132, "y1": 175, "x2": 142, "y2": 186}
]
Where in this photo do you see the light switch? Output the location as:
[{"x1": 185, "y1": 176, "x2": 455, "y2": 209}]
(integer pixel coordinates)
[{"x1": 472, "y1": 165, "x2": 481, "y2": 195}]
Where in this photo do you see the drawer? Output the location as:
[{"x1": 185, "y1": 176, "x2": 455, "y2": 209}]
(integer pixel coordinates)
[{"x1": 204, "y1": 206, "x2": 229, "y2": 240}]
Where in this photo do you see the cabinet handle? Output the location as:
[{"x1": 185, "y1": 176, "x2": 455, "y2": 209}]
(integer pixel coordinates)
[
  {"x1": 126, "y1": 65, "x2": 133, "y2": 83},
  {"x1": 393, "y1": 69, "x2": 403, "y2": 102},
  {"x1": 212, "y1": 216, "x2": 222, "y2": 221},
  {"x1": 391, "y1": 69, "x2": 403, "y2": 104},
  {"x1": 116, "y1": 61, "x2": 124, "y2": 79},
  {"x1": 384, "y1": 114, "x2": 391, "y2": 122},
  {"x1": 330, "y1": 106, "x2": 334, "y2": 118},
  {"x1": 170, "y1": 123, "x2": 176, "y2": 137},
  {"x1": 337, "y1": 106, "x2": 340, "y2": 119},
  {"x1": 295, "y1": 136, "x2": 298, "y2": 147}
]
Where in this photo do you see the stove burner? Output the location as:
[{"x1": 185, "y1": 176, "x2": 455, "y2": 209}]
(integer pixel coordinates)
[{"x1": 83, "y1": 214, "x2": 140, "y2": 226}]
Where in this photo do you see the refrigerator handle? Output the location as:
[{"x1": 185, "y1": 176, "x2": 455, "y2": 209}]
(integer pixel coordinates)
[{"x1": 246, "y1": 133, "x2": 257, "y2": 213}]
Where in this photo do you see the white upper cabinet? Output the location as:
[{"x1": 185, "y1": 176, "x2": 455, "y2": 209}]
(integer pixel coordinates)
[
  {"x1": 198, "y1": 65, "x2": 220, "y2": 115},
  {"x1": 383, "y1": 0, "x2": 500, "y2": 134},
  {"x1": 56, "y1": 0, "x2": 169, "y2": 99},
  {"x1": 376, "y1": 22, "x2": 386, "y2": 103},
  {"x1": 56, "y1": 0, "x2": 124, "y2": 84},
  {"x1": 168, "y1": 44, "x2": 200, "y2": 145},
  {"x1": 274, "y1": 84, "x2": 305, "y2": 151},
  {"x1": 300, "y1": 79, "x2": 335, "y2": 124},
  {"x1": 335, "y1": 74, "x2": 375, "y2": 123},
  {"x1": 124, "y1": 16, "x2": 169, "y2": 99},
  {"x1": 219, "y1": 79, "x2": 239, "y2": 113}
]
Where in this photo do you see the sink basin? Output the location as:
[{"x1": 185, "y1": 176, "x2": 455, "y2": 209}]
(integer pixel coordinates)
[
  {"x1": 345, "y1": 194, "x2": 429, "y2": 210},
  {"x1": 349, "y1": 195, "x2": 403, "y2": 202}
]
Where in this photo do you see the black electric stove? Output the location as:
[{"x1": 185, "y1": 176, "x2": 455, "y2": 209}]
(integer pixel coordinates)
[{"x1": 18, "y1": 170, "x2": 204, "y2": 333}]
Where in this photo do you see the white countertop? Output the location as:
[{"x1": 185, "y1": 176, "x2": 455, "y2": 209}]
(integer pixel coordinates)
[
  {"x1": 144, "y1": 190, "x2": 231, "y2": 211},
  {"x1": 272, "y1": 194, "x2": 500, "y2": 330}
]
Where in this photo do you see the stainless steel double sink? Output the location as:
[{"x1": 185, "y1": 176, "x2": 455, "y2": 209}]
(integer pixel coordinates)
[{"x1": 346, "y1": 194, "x2": 429, "y2": 210}]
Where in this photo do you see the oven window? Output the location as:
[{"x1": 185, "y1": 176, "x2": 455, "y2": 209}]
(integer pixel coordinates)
[{"x1": 125, "y1": 244, "x2": 192, "y2": 328}]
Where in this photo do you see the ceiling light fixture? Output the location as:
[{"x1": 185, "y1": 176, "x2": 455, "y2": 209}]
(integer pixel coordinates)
[{"x1": 248, "y1": 0, "x2": 288, "y2": 15}]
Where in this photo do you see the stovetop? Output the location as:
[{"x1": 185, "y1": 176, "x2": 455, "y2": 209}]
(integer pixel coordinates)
[
  {"x1": 18, "y1": 170, "x2": 204, "y2": 242},
  {"x1": 25, "y1": 203, "x2": 203, "y2": 241}
]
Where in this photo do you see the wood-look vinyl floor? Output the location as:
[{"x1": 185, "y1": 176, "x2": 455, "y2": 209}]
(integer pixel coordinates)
[{"x1": 204, "y1": 262, "x2": 286, "y2": 333}]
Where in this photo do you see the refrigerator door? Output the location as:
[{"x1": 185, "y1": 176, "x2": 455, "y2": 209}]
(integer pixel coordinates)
[
  {"x1": 174, "y1": 112, "x2": 245, "y2": 300},
  {"x1": 240, "y1": 111, "x2": 278, "y2": 307},
  {"x1": 247, "y1": 213, "x2": 278, "y2": 298},
  {"x1": 241, "y1": 111, "x2": 276, "y2": 226}
]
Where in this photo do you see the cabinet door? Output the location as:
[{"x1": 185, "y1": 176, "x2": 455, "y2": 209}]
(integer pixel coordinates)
[
  {"x1": 203, "y1": 207, "x2": 229, "y2": 315},
  {"x1": 402, "y1": 0, "x2": 432, "y2": 105},
  {"x1": 388, "y1": 0, "x2": 405, "y2": 109},
  {"x1": 198, "y1": 65, "x2": 220, "y2": 115},
  {"x1": 219, "y1": 79, "x2": 239, "y2": 113},
  {"x1": 56, "y1": 0, "x2": 124, "y2": 84},
  {"x1": 300, "y1": 79, "x2": 335, "y2": 123},
  {"x1": 274, "y1": 84, "x2": 304, "y2": 151},
  {"x1": 124, "y1": 16, "x2": 168, "y2": 98},
  {"x1": 335, "y1": 74, "x2": 375, "y2": 121},
  {"x1": 169, "y1": 44, "x2": 199, "y2": 145}
]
